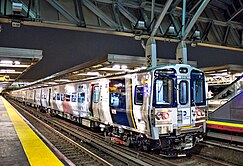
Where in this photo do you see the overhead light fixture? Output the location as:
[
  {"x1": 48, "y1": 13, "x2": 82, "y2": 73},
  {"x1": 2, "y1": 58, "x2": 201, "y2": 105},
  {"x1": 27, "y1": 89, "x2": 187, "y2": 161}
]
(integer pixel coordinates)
[{"x1": 12, "y1": 2, "x2": 23, "y2": 14}]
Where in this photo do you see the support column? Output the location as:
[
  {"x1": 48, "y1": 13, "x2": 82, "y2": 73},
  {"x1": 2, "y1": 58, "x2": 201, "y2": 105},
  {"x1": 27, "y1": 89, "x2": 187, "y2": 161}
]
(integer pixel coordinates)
[
  {"x1": 146, "y1": 37, "x2": 157, "y2": 67},
  {"x1": 176, "y1": 41, "x2": 187, "y2": 64}
]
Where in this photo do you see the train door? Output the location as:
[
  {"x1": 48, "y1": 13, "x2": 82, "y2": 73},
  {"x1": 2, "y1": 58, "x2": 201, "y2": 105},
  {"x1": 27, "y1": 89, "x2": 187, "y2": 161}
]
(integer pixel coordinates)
[
  {"x1": 177, "y1": 78, "x2": 191, "y2": 126},
  {"x1": 48, "y1": 88, "x2": 51, "y2": 107},
  {"x1": 91, "y1": 84, "x2": 100, "y2": 119}
]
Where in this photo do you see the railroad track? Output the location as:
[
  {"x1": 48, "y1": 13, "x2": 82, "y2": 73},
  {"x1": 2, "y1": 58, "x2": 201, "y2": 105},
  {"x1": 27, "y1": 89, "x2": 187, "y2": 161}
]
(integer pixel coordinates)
[
  {"x1": 10, "y1": 100, "x2": 113, "y2": 166},
  {"x1": 8, "y1": 98, "x2": 235, "y2": 166}
]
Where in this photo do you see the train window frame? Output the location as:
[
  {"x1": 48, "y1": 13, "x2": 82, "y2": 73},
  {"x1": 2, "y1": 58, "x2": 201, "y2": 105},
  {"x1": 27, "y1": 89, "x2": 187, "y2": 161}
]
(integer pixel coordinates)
[
  {"x1": 179, "y1": 81, "x2": 188, "y2": 105},
  {"x1": 154, "y1": 77, "x2": 174, "y2": 106},
  {"x1": 134, "y1": 85, "x2": 144, "y2": 105}
]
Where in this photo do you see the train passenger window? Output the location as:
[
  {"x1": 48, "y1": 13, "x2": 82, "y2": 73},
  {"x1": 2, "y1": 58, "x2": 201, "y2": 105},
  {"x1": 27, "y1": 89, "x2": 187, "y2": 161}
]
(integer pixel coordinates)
[
  {"x1": 154, "y1": 78, "x2": 173, "y2": 105},
  {"x1": 135, "y1": 86, "x2": 144, "y2": 105},
  {"x1": 61, "y1": 94, "x2": 65, "y2": 101},
  {"x1": 71, "y1": 93, "x2": 77, "y2": 102},
  {"x1": 179, "y1": 81, "x2": 188, "y2": 105},
  {"x1": 93, "y1": 86, "x2": 99, "y2": 103},
  {"x1": 65, "y1": 94, "x2": 70, "y2": 102},
  {"x1": 78, "y1": 92, "x2": 85, "y2": 103},
  {"x1": 57, "y1": 93, "x2": 60, "y2": 100},
  {"x1": 53, "y1": 93, "x2": 56, "y2": 100}
]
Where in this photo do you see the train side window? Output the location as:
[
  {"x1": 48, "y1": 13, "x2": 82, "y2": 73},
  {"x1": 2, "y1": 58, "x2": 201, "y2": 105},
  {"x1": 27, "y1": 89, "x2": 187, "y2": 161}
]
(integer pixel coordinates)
[
  {"x1": 78, "y1": 92, "x2": 85, "y2": 103},
  {"x1": 57, "y1": 93, "x2": 60, "y2": 100},
  {"x1": 179, "y1": 81, "x2": 188, "y2": 105},
  {"x1": 135, "y1": 86, "x2": 144, "y2": 105},
  {"x1": 65, "y1": 94, "x2": 70, "y2": 102},
  {"x1": 93, "y1": 86, "x2": 99, "y2": 103},
  {"x1": 53, "y1": 93, "x2": 56, "y2": 100},
  {"x1": 61, "y1": 94, "x2": 65, "y2": 101},
  {"x1": 71, "y1": 93, "x2": 77, "y2": 102}
]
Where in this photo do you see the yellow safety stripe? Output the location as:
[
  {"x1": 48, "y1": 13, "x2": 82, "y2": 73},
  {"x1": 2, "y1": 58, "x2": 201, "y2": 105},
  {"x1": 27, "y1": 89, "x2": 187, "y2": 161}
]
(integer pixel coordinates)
[
  {"x1": 207, "y1": 120, "x2": 243, "y2": 128},
  {"x1": 1, "y1": 97, "x2": 63, "y2": 166}
]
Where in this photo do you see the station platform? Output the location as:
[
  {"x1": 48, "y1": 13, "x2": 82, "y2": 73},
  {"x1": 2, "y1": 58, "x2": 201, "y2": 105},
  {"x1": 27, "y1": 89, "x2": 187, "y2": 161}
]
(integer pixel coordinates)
[{"x1": 0, "y1": 97, "x2": 69, "y2": 166}]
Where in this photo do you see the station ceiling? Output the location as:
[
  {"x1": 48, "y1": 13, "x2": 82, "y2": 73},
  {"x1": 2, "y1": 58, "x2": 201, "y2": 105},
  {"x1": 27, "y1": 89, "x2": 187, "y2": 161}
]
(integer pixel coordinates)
[
  {"x1": 0, "y1": 0, "x2": 243, "y2": 91},
  {"x1": 0, "y1": 0, "x2": 243, "y2": 50},
  {"x1": 0, "y1": 47, "x2": 42, "y2": 92}
]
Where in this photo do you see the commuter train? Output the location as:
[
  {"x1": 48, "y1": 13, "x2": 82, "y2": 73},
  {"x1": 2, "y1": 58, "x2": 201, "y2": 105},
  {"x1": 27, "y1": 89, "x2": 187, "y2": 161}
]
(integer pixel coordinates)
[{"x1": 9, "y1": 64, "x2": 207, "y2": 157}]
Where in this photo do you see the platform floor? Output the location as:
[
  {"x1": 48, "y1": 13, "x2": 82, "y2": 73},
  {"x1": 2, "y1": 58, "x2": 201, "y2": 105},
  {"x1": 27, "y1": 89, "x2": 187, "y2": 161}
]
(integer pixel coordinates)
[{"x1": 0, "y1": 97, "x2": 65, "y2": 166}]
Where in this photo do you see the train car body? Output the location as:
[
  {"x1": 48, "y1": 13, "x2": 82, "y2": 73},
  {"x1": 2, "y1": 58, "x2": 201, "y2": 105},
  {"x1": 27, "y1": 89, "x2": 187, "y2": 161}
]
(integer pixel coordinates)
[{"x1": 9, "y1": 64, "x2": 207, "y2": 156}]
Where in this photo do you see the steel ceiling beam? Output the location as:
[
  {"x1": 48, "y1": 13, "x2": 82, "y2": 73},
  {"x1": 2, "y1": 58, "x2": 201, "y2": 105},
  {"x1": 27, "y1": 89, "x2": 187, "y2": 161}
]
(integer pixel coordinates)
[
  {"x1": 182, "y1": 0, "x2": 210, "y2": 40},
  {"x1": 73, "y1": 0, "x2": 86, "y2": 27},
  {"x1": 46, "y1": 0, "x2": 79, "y2": 24},
  {"x1": 82, "y1": 0, "x2": 118, "y2": 28},
  {"x1": 151, "y1": 0, "x2": 173, "y2": 37},
  {"x1": 117, "y1": 2, "x2": 137, "y2": 25},
  {"x1": 228, "y1": 7, "x2": 243, "y2": 22}
]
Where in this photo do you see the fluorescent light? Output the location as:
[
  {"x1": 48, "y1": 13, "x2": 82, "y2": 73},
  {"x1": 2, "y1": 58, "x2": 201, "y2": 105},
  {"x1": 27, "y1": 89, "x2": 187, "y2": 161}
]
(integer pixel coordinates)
[
  {"x1": 113, "y1": 64, "x2": 120, "y2": 69},
  {"x1": 78, "y1": 72, "x2": 100, "y2": 76},
  {"x1": 57, "y1": 79, "x2": 70, "y2": 82},
  {"x1": 47, "y1": 82, "x2": 58, "y2": 85},
  {"x1": 0, "y1": 69, "x2": 15, "y2": 73},
  {"x1": 121, "y1": 65, "x2": 127, "y2": 69},
  {"x1": 87, "y1": 72, "x2": 99, "y2": 75},
  {"x1": 0, "y1": 60, "x2": 12, "y2": 64},
  {"x1": 14, "y1": 61, "x2": 20, "y2": 65}
]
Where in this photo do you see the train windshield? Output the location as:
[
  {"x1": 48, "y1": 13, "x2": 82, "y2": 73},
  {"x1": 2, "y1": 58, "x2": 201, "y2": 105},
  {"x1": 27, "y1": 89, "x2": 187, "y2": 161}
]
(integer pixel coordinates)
[
  {"x1": 154, "y1": 77, "x2": 174, "y2": 107},
  {"x1": 191, "y1": 70, "x2": 206, "y2": 106}
]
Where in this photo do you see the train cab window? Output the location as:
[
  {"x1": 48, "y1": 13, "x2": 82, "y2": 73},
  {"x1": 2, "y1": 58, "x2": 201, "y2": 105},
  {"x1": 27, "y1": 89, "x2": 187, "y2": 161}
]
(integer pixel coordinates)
[
  {"x1": 192, "y1": 78, "x2": 204, "y2": 104},
  {"x1": 191, "y1": 70, "x2": 205, "y2": 105},
  {"x1": 78, "y1": 92, "x2": 85, "y2": 103},
  {"x1": 135, "y1": 86, "x2": 144, "y2": 105},
  {"x1": 93, "y1": 86, "x2": 99, "y2": 103},
  {"x1": 65, "y1": 94, "x2": 70, "y2": 102},
  {"x1": 57, "y1": 93, "x2": 60, "y2": 100},
  {"x1": 154, "y1": 78, "x2": 173, "y2": 106},
  {"x1": 61, "y1": 94, "x2": 65, "y2": 101},
  {"x1": 179, "y1": 81, "x2": 188, "y2": 105},
  {"x1": 71, "y1": 93, "x2": 77, "y2": 102}
]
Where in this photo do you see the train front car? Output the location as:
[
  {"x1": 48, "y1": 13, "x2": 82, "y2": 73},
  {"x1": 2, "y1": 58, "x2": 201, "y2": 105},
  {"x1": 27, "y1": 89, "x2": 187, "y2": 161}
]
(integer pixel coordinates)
[{"x1": 150, "y1": 64, "x2": 206, "y2": 157}]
